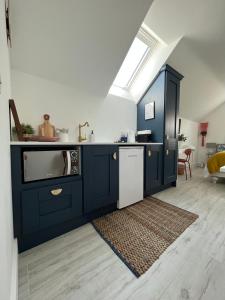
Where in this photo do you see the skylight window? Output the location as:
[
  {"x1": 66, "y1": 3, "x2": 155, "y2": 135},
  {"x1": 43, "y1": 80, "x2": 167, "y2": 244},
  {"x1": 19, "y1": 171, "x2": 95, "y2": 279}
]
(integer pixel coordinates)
[
  {"x1": 113, "y1": 38, "x2": 149, "y2": 89},
  {"x1": 112, "y1": 27, "x2": 159, "y2": 91}
]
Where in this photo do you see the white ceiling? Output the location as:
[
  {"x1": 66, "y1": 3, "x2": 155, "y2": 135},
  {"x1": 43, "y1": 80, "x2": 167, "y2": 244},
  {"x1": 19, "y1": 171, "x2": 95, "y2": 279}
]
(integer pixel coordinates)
[
  {"x1": 144, "y1": 0, "x2": 225, "y2": 121},
  {"x1": 10, "y1": 0, "x2": 225, "y2": 121},
  {"x1": 10, "y1": 0, "x2": 153, "y2": 96}
]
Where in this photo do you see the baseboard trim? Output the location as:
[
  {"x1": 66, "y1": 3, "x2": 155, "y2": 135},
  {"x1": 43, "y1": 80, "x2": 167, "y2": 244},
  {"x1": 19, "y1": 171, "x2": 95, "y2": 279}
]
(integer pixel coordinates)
[{"x1": 10, "y1": 239, "x2": 18, "y2": 300}]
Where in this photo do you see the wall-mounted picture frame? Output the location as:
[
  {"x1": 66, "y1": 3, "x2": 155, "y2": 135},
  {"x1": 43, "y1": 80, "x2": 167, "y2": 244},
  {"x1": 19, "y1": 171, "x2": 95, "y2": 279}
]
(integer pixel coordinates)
[{"x1": 145, "y1": 101, "x2": 155, "y2": 120}]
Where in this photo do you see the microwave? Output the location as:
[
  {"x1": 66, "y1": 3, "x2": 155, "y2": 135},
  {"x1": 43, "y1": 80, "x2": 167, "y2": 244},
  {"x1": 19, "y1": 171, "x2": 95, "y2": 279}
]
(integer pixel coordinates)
[{"x1": 23, "y1": 147, "x2": 81, "y2": 182}]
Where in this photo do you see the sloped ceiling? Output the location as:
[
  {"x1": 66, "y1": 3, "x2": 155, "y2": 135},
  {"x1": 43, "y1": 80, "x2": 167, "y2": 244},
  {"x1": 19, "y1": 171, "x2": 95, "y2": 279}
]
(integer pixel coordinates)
[
  {"x1": 144, "y1": 0, "x2": 225, "y2": 121},
  {"x1": 10, "y1": 0, "x2": 153, "y2": 96}
]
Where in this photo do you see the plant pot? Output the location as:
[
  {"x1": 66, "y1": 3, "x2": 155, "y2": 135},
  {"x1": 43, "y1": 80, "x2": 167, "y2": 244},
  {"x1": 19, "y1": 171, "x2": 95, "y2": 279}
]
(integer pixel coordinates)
[
  {"x1": 178, "y1": 164, "x2": 185, "y2": 175},
  {"x1": 23, "y1": 134, "x2": 33, "y2": 138},
  {"x1": 58, "y1": 132, "x2": 69, "y2": 143}
]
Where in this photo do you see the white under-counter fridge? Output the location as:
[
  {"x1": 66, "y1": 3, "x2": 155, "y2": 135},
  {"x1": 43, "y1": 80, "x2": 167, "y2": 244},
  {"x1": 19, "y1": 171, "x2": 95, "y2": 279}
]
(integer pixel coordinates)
[{"x1": 118, "y1": 146, "x2": 144, "y2": 209}]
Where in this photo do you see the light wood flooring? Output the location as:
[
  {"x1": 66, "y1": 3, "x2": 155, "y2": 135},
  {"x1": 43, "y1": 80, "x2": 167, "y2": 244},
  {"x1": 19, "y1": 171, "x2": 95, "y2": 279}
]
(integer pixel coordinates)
[{"x1": 18, "y1": 168, "x2": 225, "y2": 300}]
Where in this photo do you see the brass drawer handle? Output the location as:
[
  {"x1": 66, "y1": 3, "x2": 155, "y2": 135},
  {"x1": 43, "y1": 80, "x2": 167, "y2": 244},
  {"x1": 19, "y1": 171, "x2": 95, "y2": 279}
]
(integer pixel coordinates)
[
  {"x1": 51, "y1": 188, "x2": 62, "y2": 196},
  {"x1": 112, "y1": 152, "x2": 117, "y2": 160},
  {"x1": 148, "y1": 150, "x2": 152, "y2": 157}
]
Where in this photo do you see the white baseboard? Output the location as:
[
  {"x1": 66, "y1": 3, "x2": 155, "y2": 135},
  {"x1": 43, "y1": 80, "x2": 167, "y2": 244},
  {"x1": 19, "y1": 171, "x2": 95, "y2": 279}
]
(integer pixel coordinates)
[{"x1": 10, "y1": 239, "x2": 18, "y2": 300}]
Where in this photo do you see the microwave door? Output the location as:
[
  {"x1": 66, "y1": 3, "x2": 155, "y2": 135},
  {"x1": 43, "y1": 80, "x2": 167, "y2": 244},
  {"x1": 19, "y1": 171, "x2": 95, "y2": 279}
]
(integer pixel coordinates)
[
  {"x1": 24, "y1": 150, "x2": 65, "y2": 182},
  {"x1": 23, "y1": 149, "x2": 80, "y2": 182}
]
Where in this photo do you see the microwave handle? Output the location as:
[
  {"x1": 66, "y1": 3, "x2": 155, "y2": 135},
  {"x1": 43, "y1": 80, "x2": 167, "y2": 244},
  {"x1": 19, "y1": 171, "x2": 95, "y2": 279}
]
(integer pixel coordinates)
[{"x1": 63, "y1": 150, "x2": 71, "y2": 175}]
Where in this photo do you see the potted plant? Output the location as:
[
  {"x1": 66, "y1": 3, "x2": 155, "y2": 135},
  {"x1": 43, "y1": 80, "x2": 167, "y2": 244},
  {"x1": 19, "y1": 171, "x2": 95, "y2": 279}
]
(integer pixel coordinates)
[
  {"x1": 178, "y1": 133, "x2": 187, "y2": 148},
  {"x1": 178, "y1": 133, "x2": 187, "y2": 142},
  {"x1": 56, "y1": 128, "x2": 69, "y2": 142},
  {"x1": 12, "y1": 123, "x2": 35, "y2": 140}
]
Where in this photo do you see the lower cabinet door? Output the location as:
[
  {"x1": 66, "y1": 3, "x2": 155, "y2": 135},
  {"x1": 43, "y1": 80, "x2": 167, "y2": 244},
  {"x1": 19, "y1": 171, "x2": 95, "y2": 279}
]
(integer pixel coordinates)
[
  {"x1": 22, "y1": 180, "x2": 82, "y2": 235},
  {"x1": 83, "y1": 146, "x2": 119, "y2": 213},
  {"x1": 164, "y1": 138, "x2": 178, "y2": 184},
  {"x1": 145, "y1": 145, "x2": 162, "y2": 196}
]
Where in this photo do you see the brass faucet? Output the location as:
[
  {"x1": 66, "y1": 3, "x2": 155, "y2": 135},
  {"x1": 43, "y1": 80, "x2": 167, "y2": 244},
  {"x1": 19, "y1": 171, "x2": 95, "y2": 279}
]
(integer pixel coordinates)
[{"x1": 78, "y1": 121, "x2": 89, "y2": 142}]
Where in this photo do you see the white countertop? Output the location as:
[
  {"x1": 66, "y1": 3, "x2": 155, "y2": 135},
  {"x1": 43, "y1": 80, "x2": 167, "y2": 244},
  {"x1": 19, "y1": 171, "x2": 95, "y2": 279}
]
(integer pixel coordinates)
[{"x1": 10, "y1": 141, "x2": 163, "y2": 146}]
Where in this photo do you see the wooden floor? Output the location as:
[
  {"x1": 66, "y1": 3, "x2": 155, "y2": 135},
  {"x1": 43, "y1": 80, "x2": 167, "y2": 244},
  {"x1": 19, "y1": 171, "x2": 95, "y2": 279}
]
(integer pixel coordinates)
[{"x1": 19, "y1": 169, "x2": 225, "y2": 300}]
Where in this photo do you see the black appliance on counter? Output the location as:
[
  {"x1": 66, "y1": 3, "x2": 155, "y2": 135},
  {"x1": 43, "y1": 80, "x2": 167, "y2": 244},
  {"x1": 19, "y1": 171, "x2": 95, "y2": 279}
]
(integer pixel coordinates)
[{"x1": 136, "y1": 130, "x2": 152, "y2": 143}]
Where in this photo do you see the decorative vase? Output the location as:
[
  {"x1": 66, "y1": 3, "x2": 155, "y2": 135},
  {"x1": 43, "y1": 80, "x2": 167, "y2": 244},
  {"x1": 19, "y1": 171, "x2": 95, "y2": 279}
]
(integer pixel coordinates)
[{"x1": 59, "y1": 132, "x2": 69, "y2": 142}]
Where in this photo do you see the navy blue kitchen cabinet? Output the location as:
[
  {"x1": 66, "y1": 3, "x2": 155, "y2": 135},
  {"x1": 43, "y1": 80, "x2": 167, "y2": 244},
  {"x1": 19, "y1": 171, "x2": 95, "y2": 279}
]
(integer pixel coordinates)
[
  {"x1": 83, "y1": 145, "x2": 119, "y2": 213},
  {"x1": 22, "y1": 181, "x2": 82, "y2": 235},
  {"x1": 11, "y1": 145, "x2": 85, "y2": 252},
  {"x1": 163, "y1": 70, "x2": 181, "y2": 185},
  {"x1": 11, "y1": 144, "x2": 119, "y2": 252},
  {"x1": 137, "y1": 64, "x2": 183, "y2": 190},
  {"x1": 145, "y1": 144, "x2": 162, "y2": 196}
]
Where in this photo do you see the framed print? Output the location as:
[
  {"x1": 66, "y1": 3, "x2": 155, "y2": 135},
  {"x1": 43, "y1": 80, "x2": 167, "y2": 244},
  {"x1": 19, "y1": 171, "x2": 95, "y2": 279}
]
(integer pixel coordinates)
[{"x1": 145, "y1": 102, "x2": 155, "y2": 120}]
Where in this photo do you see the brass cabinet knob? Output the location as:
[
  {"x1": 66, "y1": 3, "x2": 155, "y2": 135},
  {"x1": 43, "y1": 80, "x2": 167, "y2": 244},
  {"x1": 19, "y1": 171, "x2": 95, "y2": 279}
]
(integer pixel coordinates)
[
  {"x1": 112, "y1": 152, "x2": 117, "y2": 160},
  {"x1": 148, "y1": 150, "x2": 152, "y2": 157},
  {"x1": 166, "y1": 149, "x2": 169, "y2": 155},
  {"x1": 51, "y1": 188, "x2": 63, "y2": 196}
]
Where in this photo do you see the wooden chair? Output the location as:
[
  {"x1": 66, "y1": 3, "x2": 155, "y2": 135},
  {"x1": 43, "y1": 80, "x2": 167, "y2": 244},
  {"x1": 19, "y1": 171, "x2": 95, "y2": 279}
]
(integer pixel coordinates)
[{"x1": 178, "y1": 148, "x2": 192, "y2": 180}]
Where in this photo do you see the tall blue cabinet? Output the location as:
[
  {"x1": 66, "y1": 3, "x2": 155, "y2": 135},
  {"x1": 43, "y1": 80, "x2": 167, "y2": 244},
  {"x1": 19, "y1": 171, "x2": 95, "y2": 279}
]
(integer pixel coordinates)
[{"x1": 137, "y1": 64, "x2": 183, "y2": 194}]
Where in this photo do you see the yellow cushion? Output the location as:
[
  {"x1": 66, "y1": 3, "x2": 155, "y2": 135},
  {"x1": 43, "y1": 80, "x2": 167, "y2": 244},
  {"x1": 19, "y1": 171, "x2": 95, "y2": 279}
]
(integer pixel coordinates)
[{"x1": 207, "y1": 151, "x2": 225, "y2": 174}]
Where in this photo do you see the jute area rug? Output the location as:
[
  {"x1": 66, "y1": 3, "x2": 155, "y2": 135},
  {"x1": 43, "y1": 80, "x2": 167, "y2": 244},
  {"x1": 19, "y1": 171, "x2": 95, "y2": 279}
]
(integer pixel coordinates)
[{"x1": 92, "y1": 197, "x2": 198, "y2": 277}]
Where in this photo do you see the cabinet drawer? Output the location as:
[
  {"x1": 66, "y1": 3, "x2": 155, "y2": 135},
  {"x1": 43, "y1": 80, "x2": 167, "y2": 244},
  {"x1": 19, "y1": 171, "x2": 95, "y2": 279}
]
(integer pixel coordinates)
[
  {"x1": 39, "y1": 195, "x2": 72, "y2": 216},
  {"x1": 38, "y1": 183, "x2": 72, "y2": 201},
  {"x1": 22, "y1": 180, "x2": 82, "y2": 235}
]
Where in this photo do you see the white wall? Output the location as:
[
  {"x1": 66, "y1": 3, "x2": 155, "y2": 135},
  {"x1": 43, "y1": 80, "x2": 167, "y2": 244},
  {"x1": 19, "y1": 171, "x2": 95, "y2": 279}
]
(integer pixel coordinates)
[
  {"x1": 179, "y1": 117, "x2": 199, "y2": 164},
  {"x1": 0, "y1": 0, "x2": 17, "y2": 299},
  {"x1": 168, "y1": 39, "x2": 225, "y2": 122},
  {"x1": 11, "y1": 70, "x2": 137, "y2": 142},
  {"x1": 197, "y1": 102, "x2": 225, "y2": 164},
  {"x1": 202, "y1": 102, "x2": 225, "y2": 144}
]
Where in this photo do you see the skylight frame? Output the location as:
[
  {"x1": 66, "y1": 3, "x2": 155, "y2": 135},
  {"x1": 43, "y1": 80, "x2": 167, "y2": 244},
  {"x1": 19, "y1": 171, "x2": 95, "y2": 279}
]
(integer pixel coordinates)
[
  {"x1": 113, "y1": 37, "x2": 149, "y2": 90},
  {"x1": 112, "y1": 27, "x2": 159, "y2": 91},
  {"x1": 124, "y1": 40, "x2": 150, "y2": 89}
]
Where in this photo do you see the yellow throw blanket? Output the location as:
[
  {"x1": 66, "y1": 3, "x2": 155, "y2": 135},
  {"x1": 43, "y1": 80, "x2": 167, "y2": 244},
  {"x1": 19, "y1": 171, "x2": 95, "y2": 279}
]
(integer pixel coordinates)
[{"x1": 207, "y1": 151, "x2": 225, "y2": 174}]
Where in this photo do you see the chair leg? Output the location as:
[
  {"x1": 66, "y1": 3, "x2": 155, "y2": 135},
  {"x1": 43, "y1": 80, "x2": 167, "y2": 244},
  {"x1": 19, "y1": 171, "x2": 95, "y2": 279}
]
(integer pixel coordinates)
[
  {"x1": 185, "y1": 164, "x2": 187, "y2": 180},
  {"x1": 188, "y1": 162, "x2": 192, "y2": 178}
]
